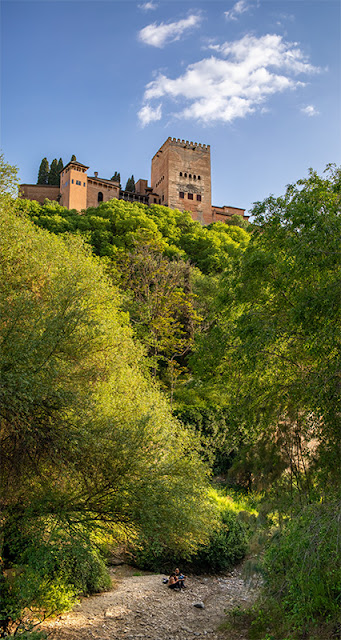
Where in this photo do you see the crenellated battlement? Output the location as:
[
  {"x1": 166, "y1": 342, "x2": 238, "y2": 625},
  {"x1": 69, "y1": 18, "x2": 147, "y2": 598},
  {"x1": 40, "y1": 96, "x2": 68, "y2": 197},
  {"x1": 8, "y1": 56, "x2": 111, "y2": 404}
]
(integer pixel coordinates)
[{"x1": 152, "y1": 136, "x2": 210, "y2": 160}]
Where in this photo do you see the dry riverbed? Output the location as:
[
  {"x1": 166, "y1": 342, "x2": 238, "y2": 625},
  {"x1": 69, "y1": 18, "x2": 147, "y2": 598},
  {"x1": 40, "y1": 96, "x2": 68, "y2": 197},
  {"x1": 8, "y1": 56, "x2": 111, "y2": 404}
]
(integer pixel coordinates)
[{"x1": 44, "y1": 564, "x2": 258, "y2": 640}]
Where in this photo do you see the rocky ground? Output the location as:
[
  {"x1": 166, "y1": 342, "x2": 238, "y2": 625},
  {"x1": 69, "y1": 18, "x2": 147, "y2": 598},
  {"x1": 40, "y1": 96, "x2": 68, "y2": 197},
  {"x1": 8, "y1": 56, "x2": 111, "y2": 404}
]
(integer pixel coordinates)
[{"x1": 44, "y1": 564, "x2": 258, "y2": 640}]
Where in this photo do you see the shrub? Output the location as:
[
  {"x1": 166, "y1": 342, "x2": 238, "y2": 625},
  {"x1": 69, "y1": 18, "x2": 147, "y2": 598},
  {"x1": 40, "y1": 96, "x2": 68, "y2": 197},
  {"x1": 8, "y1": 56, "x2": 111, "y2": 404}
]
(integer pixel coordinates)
[
  {"x1": 131, "y1": 506, "x2": 248, "y2": 574},
  {"x1": 58, "y1": 541, "x2": 112, "y2": 595},
  {"x1": 0, "y1": 533, "x2": 111, "y2": 636},
  {"x1": 260, "y1": 500, "x2": 340, "y2": 637},
  {"x1": 189, "y1": 508, "x2": 248, "y2": 573}
]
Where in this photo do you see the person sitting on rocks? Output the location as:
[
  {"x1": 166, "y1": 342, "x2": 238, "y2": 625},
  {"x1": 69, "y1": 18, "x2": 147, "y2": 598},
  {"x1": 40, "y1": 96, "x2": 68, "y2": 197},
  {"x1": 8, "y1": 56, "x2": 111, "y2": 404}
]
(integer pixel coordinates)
[
  {"x1": 167, "y1": 572, "x2": 181, "y2": 590},
  {"x1": 174, "y1": 568, "x2": 186, "y2": 589}
]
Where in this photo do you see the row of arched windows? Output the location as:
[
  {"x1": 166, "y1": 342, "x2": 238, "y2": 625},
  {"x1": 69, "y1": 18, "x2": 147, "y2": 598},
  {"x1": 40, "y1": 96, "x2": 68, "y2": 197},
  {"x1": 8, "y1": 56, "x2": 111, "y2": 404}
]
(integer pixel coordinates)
[{"x1": 179, "y1": 172, "x2": 200, "y2": 180}]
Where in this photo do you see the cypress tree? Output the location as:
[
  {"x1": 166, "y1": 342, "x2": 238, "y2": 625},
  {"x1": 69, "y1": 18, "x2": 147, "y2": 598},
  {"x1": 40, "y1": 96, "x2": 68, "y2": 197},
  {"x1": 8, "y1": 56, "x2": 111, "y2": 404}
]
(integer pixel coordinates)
[
  {"x1": 48, "y1": 159, "x2": 59, "y2": 185},
  {"x1": 125, "y1": 175, "x2": 135, "y2": 193},
  {"x1": 57, "y1": 158, "x2": 63, "y2": 176},
  {"x1": 111, "y1": 171, "x2": 120, "y2": 184},
  {"x1": 71, "y1": 155, "x2": 77, "y2": 162},
  {"x1": 37, "y1": 158, "x2": 49, "y2": 185}
]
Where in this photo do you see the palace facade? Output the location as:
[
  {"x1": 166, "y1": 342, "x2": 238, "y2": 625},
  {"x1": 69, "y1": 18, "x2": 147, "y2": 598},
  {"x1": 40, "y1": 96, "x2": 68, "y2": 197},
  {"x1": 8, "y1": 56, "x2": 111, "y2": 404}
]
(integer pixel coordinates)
[{"x1": 20, "y1": 137, "x2": 248, "y2": 224}]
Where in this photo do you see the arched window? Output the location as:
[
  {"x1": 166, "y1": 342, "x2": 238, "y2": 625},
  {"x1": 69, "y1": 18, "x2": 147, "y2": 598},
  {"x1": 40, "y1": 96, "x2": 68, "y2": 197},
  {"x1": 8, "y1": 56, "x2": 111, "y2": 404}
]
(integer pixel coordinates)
[{"x1": 98, "y1": 192, "x2": 103, "y2": 202}]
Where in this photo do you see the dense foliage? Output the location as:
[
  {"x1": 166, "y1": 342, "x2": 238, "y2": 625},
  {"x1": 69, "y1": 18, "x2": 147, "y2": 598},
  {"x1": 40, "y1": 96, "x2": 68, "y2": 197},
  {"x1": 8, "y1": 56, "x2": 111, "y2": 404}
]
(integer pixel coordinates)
[
  {"x1": 262, "y1": 500, "x2": 340, "y2": 638},
  {"x1": 1, "y1": 158, "x2": 340, "y2": 638},
  {"x1": 130, "y1": 489, "x2": 248, "y2": 574},
  {"x1": 0, "y1": 199, "x2": 215, "y2": 635}
]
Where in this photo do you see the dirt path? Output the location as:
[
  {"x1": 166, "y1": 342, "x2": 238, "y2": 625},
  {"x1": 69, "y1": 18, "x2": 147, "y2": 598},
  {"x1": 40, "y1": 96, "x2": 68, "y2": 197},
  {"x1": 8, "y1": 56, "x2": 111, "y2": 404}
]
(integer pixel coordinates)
[{"x1": 44, "y1": 565, "x2": 257, "y2": 640}]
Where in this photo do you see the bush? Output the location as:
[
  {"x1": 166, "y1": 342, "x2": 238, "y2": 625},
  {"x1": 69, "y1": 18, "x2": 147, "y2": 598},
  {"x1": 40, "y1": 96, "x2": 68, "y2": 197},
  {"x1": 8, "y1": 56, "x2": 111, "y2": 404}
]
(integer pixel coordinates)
[
  {"x1": 189, "y1": 508, "x2": 248, "y2": 573},
  {"x1": 260, "y1": 500, "x2": 341, "y2": 638},
  {"x1": 131, "y1": 506, "x2": 248, "y2": 574},
  {"x1": 0, "y1": 533, "x2": 111, "y2": 636},
  {"x1": 58, "y1": 541, "x2": 112, "y2": 595}
]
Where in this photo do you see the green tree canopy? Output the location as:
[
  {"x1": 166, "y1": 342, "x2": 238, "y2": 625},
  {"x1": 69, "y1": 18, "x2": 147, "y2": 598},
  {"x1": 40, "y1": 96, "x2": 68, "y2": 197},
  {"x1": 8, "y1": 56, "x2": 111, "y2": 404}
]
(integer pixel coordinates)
[
  {"x1": 0, "y1": 207, "x2": 214, "y2": 560},
  {"x1": 0, "y1": 153, "x2": 18, "y2": 197},
  {"x1": 189, "y1": 166, "x2": 341, "y2": 500},
  {"x1": 111, "y1": 171, "x2": 120, "y2": 184}
]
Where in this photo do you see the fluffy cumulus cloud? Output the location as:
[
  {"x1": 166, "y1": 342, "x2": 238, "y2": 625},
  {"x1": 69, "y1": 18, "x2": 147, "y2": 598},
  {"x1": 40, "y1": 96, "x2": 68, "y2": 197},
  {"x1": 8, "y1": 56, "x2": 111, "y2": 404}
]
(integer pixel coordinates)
[
  {"x1": 139, "y1": 34, "x2": 321, "y2": 125},
  {"x1": 138, "y1": 14, "x2": 201, "y2": 48},
  {"x1": 138, "y1": 103, "x2": 162, "y2": 126},
  {"x1": 301, "y1": 104, "x2": 320, "y2": 116},
  {"x1": 224, "y1": 0, "x2": 251, "y2": 21},
  {"x1": 138, "y1": 2, "x2": 158, "y2": 10}
]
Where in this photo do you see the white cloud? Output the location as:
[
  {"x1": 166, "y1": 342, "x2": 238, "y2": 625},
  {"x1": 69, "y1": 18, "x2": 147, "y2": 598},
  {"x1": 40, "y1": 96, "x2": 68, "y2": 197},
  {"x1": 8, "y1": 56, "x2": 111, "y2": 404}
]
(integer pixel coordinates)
[
  {"x1": 138, "y1": 14, "x2": 201, "y2": 48},
  {"x1": 138, "y1": 2, "x2": 158, "y2": 10},
  {"x1": 140, "y1": 34, "x2": 321, "y2": 125},
  {"x1": 301, "y1": 105, "x2": 320, "y2": 117},
  {"x1": 224, "y1": 0, "x2": 250, "y2": 21},
  {"x1": 138, "y1": 103, "x2": 162, "y2": 127}
]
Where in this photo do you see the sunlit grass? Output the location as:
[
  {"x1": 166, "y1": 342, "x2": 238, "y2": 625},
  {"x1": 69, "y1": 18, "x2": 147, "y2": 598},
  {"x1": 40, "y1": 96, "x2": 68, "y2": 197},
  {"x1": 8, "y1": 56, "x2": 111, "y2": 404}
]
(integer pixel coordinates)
[{"x1": 209, "y1": 486, "x2": 260, "y2": 516}]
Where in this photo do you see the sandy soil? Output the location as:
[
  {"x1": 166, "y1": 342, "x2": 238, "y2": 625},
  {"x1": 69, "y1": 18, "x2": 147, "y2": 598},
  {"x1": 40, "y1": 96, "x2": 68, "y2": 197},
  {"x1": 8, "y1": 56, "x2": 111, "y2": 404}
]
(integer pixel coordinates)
[{"x1": 44, "y1": 564, "x2": 257, "y2": 640}]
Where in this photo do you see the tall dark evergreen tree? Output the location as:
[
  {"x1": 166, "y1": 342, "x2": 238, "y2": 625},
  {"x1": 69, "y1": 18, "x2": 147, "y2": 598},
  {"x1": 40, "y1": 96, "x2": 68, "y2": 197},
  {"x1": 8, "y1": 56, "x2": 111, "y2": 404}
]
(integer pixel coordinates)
[
  {"x1": 37, "y1": 158, "x2": 49, "y2": 185},
  {"x1": 70, "y1": 155, "x2": 77, "y2": 162},
  {"x1": 48, "y1": 159, "x2": 59, "y2": 185},
  {"x1": 57, "y1": 158, "x2": 64, "y2": 184},
  {"x1": 111, "y1": 171, "x2": 121, "y2": 184},
  {"x1": 125, "y1": 175, "x2": 135, "y2": 193}
]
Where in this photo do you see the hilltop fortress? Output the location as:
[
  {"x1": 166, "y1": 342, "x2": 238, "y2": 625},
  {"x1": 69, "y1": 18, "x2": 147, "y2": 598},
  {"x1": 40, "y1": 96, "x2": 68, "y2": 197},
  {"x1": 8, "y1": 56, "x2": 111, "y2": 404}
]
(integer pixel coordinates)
[{"x1": 20, "y1": 137, "x2": 248, "y2": 225}]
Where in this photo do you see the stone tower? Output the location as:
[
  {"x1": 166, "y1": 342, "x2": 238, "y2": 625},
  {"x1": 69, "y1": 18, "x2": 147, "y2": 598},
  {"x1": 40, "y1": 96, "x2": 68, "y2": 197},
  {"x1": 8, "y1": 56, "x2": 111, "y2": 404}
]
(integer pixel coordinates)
[
  {"x1": 151, "y1": 137, "x2": 212, "y2": 224},
  {"x1": 60, "y1": 160, "x2": 89, "y2": 210}
]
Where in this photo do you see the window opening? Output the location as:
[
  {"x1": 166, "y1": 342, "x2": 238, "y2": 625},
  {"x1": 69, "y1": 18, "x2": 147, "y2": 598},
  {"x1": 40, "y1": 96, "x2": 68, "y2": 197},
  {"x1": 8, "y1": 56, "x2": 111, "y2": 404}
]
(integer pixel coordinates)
[
  {"x1": 188, "y1": 193, "x2": 193, "y2": 200},
  {"x1": 98, "y1": 192, "x2": 103, "y2": 202},
  {"x1": 197, "y1": 194, "x2": 202, "y2": 201},
  {"x1": 179, "y1": 192, "x2": 184, "y2": 199}
]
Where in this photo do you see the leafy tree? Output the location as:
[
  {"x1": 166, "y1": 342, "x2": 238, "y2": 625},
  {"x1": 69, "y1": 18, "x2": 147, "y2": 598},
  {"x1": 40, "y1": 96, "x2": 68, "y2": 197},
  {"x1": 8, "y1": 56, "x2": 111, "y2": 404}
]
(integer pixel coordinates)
[
  {"x1": 0, "y1": 153, "x2": 18, "y2": 197},
  {"x1": 111, "y1": 171, "x2": 120, "y2": 184},
  {"x1": 0, "y1": 206, "x2": 215, "y2": 633},
  {"x1": 37, "y1": 157, "x2": 49, "y2": 184},
  {"x1": 125, "y1": 174, "x2": 135, "y2": 192},
  {"x1": 48, "y1": 158, "x2": 59, "y2": 185},
  {"x1": 226, "y1": 213, "x2": 250, "y2": 229},
  {"x1": 117, "y1": 241, "x2": 201, "y2": 399},
  {"x1": 190, "y1": 166, "x2": 341, "y2": 502}
]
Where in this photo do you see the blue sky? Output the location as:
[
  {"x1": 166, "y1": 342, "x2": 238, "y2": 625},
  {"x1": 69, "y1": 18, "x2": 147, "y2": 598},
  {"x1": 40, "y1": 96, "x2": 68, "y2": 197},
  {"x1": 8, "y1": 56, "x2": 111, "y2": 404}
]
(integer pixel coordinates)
[{"x1": 1, "y1": 0, "x2": 340, "y2": 213}]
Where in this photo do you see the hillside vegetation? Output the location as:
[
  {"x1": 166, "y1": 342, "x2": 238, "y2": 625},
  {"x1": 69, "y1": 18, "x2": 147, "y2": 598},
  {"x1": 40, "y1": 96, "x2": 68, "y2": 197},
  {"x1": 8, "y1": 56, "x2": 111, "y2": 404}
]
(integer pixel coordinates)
[{"x1": 1, "y1": 158, "x2": 340, "y2": 639}]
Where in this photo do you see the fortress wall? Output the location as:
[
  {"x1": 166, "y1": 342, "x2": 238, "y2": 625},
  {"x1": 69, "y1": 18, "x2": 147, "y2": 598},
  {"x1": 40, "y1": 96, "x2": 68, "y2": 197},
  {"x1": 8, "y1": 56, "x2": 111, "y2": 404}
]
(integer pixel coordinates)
[
  {"x1": 19, "y1": 184, "x2": 60, "y2": 204},
  {"x1": 212, "y1": 205, "x2": 248, "y2": 223},
  {"x1": 86, "y1": 180, "x2": 120, "y2": 208}
]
